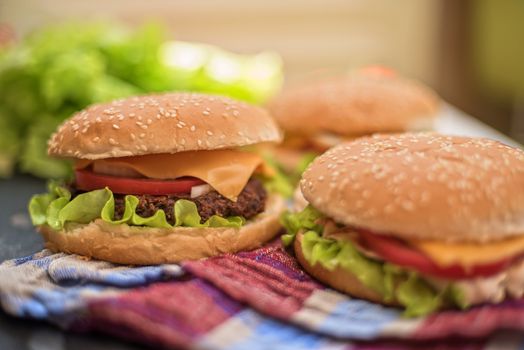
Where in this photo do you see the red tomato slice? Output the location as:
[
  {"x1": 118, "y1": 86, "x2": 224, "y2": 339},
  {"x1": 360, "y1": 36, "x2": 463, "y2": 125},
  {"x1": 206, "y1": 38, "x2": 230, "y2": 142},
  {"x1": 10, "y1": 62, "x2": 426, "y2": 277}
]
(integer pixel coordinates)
[
  {"x1": 358, "y1": 229, "x2": 514, "y2": 279},
  {"x1": 75, "y1": 169, "x2": 205, "y2": 195}
]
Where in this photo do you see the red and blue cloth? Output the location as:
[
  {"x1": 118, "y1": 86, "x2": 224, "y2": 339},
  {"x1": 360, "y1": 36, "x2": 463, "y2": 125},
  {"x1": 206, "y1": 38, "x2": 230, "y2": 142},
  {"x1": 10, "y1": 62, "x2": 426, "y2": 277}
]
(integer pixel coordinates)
[{"x1": 1, "y1": 241, "x2": 524, "y2": 349}]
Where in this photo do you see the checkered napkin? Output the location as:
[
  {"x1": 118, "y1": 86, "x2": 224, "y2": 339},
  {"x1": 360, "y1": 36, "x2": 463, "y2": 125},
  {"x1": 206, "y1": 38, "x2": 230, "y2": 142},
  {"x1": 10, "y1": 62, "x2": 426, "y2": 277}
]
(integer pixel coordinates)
[{"x1": 1, "y1": 242, "x2": 524, "y2": 350}]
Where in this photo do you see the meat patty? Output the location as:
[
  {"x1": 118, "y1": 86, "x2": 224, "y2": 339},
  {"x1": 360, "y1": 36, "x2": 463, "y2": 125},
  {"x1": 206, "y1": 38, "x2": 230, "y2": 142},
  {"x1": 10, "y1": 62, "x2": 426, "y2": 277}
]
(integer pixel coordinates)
[{"x1": 112, "y1": 178, "x2": 266, "y2": 224}]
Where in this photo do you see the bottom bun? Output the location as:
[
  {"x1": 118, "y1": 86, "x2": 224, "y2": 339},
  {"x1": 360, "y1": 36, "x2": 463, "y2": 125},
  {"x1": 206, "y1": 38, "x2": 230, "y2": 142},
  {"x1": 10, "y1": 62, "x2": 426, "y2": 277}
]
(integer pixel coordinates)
[
  {"x1": 40, "y1": 194, "x2": 285, "y2": 265},
  {"x1": 294, "y1": 232, "x2": 396, "y2": 305}
]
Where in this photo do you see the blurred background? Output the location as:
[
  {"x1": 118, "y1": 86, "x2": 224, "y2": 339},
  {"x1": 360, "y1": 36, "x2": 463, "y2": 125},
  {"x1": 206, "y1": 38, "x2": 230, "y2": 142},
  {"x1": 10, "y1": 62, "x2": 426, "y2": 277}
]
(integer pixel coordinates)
[{"x1": 0, "y1": 0, "x2": 523, "y2": 179}]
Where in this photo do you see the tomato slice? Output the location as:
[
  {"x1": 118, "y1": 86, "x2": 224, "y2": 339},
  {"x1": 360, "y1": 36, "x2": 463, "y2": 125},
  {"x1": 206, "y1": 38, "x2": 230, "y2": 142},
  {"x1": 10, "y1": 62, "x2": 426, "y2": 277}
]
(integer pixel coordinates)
[
  {"x1": 75, "y1": 169, "x2": 205, "y2": 195},
  {"x1": 358, "y1": 229, "x2": 514, "y2": 279}
]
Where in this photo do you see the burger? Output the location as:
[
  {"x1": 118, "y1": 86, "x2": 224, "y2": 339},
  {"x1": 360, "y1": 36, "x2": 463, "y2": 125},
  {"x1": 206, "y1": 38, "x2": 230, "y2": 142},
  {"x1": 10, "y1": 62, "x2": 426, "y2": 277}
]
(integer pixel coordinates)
[
  {"x1": 267, "y1": 66, "x2": 440, "y2": 177},
  {"x1": 29, "y1": 93, "x2": 286, "y2": 265},
  {"x1": 282, "y1": 133, "x2": 524, "y2": 316}
]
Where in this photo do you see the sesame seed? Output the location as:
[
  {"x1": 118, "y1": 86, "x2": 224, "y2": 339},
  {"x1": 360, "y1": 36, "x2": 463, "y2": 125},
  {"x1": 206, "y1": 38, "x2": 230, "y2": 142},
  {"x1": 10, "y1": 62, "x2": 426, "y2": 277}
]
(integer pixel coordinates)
[
  {"x1": 109, "y1": 138, "x2": 118, "y2": 145},
  {"x1": 207, "y1": 131, "x2": 213, "y2": 136},
  {"x1": 112, "y1": 124, "x2": 120, "y2": 130}
]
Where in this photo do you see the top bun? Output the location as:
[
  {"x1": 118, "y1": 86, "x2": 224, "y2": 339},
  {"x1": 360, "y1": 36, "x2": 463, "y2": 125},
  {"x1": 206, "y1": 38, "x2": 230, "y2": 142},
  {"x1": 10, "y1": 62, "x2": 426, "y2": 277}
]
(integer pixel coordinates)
[
  {"x1": 48, "y1": 93, "x2": 282, "y2": 159},
  {"x1": 301, "y1": 133, "x2": 524, "y2": 243},
  {"x1": 269, "y1": 70, "x2": 440, "y2": 136}
]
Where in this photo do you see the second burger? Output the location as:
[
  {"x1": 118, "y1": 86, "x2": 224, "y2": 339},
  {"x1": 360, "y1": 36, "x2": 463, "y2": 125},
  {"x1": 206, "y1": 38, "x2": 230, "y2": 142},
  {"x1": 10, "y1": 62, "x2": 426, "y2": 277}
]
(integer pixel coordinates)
[{"x1": 268, "y1": 66, "x2": 440, "y2": 178}]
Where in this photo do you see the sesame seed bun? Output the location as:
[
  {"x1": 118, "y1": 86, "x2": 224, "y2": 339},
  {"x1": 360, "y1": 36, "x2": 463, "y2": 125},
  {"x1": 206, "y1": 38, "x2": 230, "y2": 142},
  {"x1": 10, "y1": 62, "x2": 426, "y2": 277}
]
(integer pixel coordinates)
[
  {"x1": 300, "y1": 133, "x2": 524, "y2": 243},
  {"x1": 48, "y1": 93, "x2": 282, "y2": 160},
  {"x1": 269, "y1": 71, "x2": 440, "y2": 137},
  {"x1": 40, "y1": 194, "x2": 285, "y2": 265},
  {"x1": 294, "y1": 231, "x2": 397, "y2": 305}
]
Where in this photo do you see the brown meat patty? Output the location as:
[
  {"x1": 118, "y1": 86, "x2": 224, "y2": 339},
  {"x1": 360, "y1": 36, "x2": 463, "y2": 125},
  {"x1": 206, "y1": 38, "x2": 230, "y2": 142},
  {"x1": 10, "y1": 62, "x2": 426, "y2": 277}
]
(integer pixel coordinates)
[{"x1": 111, "y1": 178, "x2": 267, "y2": 224}]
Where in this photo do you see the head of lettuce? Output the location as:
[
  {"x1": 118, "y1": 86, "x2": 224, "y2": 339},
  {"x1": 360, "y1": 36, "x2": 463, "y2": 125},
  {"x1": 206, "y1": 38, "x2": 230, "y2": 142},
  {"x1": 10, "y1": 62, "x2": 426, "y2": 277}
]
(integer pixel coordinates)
[{"x1": 29, "y1": 92, "x2": 286, "y2": 265}]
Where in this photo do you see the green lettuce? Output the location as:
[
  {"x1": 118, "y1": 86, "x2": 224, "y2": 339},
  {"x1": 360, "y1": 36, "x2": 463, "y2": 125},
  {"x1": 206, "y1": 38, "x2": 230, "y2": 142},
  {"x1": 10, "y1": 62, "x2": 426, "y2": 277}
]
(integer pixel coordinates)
[
  {"x1": 29, "y1": 184, "x2": 245, "y2": 230},
  {"x1": 261, "y1": 150, "x2": 319, "y2": 190},
  {"x1": 259, "y1": 171, "x2": 294, "y2": 199},
  {"x1": 258, "y1": 152, "x2": 294, "y2": 198},
  {"x1": 281, "y1": 206, "x2": 467, "y2": 317},
  {"x1": 20, "y1": 118, "x2": 73, "y2": 179},
  {"x1": 280, "y1": 205, "x2": 323, "y2": 245}
]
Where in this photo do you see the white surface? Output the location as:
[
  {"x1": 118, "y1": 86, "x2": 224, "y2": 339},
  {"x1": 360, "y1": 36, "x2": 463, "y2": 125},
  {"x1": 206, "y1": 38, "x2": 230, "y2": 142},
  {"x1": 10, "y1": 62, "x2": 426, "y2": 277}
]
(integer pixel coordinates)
[{"x1": 436, "y1": 104, "x2": 521, "y2": 148}]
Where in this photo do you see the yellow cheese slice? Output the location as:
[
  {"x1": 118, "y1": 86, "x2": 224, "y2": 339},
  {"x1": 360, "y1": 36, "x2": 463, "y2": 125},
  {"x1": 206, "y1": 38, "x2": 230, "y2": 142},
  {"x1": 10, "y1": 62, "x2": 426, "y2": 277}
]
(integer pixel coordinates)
[
  {"x1": 410, "y1": 235, "x2": 524, "y2": 267},
  {"x1": 76, "y1": 150, "x2": 270, "y2": 201}
]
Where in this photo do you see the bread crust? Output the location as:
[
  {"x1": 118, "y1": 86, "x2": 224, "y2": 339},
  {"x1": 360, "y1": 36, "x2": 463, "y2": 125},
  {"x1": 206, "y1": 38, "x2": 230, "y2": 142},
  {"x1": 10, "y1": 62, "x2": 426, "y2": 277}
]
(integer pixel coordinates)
[
  {"x1": 40, "y1": 194, "x2": 285, "y2": 265},
  {"x1": 48, "y1": 93, "x2": 282, "y2": 159},
  {"x1": 269, "y1": 72, "x2": 439, "y2": 136},
  {"x1": 301, "y1": 133, "x2": 524, "y2": 243},
  {"x1": 294, "y1": 232, "x2": 395, "y2": 305}
]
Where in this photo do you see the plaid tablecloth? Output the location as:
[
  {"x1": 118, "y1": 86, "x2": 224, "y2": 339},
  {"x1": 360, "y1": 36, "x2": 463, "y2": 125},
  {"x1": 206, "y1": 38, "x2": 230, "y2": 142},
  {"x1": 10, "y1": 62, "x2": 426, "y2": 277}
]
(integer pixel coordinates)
[{"x1": 1, "y1": 241, "x2": 524, "y2": 349}]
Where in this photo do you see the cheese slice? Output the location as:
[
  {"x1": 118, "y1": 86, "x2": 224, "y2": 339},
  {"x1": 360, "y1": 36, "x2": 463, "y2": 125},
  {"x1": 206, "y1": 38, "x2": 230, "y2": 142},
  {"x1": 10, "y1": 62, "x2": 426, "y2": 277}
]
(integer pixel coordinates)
[
  {"x1": 410, "y1": 235, "x2": 524, "y2": 268},
  {"x1": 76, "y1": 150, "x2": 271, "y2": 201}
]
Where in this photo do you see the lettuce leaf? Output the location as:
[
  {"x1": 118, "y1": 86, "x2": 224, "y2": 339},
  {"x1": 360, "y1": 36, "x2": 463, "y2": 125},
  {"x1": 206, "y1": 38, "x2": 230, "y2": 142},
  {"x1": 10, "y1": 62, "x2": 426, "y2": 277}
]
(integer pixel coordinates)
[
  {"x1": 29, "y1": 185, "x2": 245, "y2": 230},
  {"x1": 260, "y1": 151, "x2": 318, "y2": 192},
  {"x1": 280, "y1": 205, "x2": 323, "y2": 246},
  {"x1": 281, "y1": 205, "x2": 466, "y2": 317},
  {"x1": 20, "y1": 118, "x2": 73, "y2": 179},
  {"x1": 259, "y1": 171, "x2": 294, "y2": 199},
  {"x1": 301, "y1": 230, "x2": 449, "y2": 317},
  {"x1": 0, "y1": 108, "x2": 20, "y2": 178},
  {"x1": 258, "y1": 152, "x2": 294, "y2": 198}
]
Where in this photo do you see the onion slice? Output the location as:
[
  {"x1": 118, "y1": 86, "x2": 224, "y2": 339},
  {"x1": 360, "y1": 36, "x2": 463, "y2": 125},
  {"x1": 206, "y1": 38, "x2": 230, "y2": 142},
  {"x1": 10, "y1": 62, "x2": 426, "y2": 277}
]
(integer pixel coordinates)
[{"x1": 191, "y1": 184, "x2": 212, "y2": 198}]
